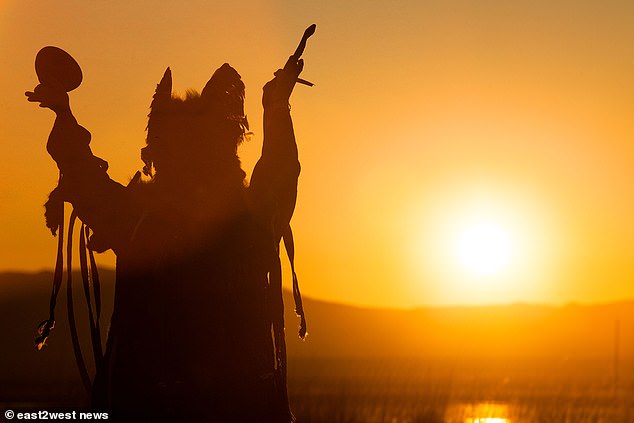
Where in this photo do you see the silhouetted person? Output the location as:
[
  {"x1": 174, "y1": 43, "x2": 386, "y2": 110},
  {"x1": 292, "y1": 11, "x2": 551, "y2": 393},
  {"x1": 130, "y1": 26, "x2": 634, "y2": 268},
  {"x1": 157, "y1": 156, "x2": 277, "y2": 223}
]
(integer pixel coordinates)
[{"x1": 26, "y1": 49, "x2": 307, "y2": 422}]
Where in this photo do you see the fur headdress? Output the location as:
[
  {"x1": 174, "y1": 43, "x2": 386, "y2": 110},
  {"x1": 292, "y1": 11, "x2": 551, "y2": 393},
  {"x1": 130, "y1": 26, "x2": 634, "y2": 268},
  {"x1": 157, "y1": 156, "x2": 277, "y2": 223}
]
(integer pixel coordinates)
[{"x1": 141, "y1": 64, "x2": 249, "y2": 178}]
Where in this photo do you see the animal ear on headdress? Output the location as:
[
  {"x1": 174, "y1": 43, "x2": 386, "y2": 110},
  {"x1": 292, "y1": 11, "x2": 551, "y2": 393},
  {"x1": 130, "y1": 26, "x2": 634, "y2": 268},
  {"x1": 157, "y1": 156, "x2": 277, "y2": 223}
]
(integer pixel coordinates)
[
  {"x1": 150, "y1": 67, "x2": 172, "y2": 111},
  {"x1": 201, "y1": 63, "x2": 249, "y2": 131},
  {"x1": 144, "y1": 67, "x2": 172, "y2": 177}
]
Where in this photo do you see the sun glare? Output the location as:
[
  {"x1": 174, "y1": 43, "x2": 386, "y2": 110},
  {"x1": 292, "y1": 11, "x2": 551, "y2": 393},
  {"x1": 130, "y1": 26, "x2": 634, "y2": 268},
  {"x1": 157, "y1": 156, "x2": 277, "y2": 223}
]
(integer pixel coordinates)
[
  {"x1": 456, "y1": 220, "x2": 513, "y2": 276},
  {"x1": 409, "y1": 182, "x2": 558, "y2": 305}
]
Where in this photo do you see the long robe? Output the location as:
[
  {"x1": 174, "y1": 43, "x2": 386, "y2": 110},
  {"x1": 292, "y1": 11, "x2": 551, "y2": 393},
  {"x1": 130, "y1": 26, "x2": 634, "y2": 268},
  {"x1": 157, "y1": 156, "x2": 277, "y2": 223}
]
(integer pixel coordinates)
[{"x1": 46, "y1": 103, "x2": 300, "y2": 422}]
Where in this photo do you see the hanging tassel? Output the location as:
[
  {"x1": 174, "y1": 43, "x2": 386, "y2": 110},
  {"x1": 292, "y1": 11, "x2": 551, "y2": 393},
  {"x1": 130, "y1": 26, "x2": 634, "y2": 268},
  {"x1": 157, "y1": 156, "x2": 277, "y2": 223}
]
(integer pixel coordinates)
[
  {"x1": 282, "y1": 225, "x2": 307, "y2": 339},
  {"x1": 79, "y1": 223, "x2": 103, "y2": 367},
  {"x1": 87, "y1": 227, "x2": 102, "y2": 323},
  {"x1": 35, "y1": 200, "x2": 65, "y2": 350},
  {"x1": 35, "y1": 319, "x2": 55, "y2": 351},
  {"x1": 66, "y1": 211, "x2": 92, "y2": 394}
]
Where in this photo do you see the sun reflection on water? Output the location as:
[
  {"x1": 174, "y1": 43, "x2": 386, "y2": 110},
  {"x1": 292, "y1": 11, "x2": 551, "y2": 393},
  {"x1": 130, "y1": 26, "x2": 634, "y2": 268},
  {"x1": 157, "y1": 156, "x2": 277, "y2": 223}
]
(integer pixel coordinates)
[{"x1": 445, "y1": 402, "x2": 512, "y2": 423}]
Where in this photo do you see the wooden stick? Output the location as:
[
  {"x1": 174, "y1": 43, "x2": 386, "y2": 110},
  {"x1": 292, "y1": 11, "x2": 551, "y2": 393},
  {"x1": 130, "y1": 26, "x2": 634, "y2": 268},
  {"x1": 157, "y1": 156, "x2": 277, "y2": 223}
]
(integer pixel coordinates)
[{"x1": 293, "y1": 24, "x2": 317, "y2": 60}]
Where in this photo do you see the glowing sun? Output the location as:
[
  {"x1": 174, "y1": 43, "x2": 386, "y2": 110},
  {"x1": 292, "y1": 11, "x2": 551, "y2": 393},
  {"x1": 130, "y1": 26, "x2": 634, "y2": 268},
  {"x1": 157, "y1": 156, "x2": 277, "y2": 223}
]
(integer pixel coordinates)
[
  {"x1": 455, "y1": 220, "x2": 513, "y2": 276},
  {"x1": 409, "y1": 184, "x2": 555, "y2": 305}
]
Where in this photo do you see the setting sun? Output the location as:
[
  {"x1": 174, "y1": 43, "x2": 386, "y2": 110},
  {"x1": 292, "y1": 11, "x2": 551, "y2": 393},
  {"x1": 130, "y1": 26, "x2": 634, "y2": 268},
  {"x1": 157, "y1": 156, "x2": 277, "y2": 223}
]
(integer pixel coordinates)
[
  {"x1": 408, "y1": 181, "x2": 559, "y2": 305},
  {"x1": 455, "y1": 219, "x2": 513, "y2": 276}
]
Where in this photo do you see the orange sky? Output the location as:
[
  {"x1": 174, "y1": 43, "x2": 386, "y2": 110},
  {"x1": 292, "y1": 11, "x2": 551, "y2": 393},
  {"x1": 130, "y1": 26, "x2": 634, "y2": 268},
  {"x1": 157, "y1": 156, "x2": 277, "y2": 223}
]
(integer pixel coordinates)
[{"x1": 1, "y1": 1, "x2": 634, "y2": 308}]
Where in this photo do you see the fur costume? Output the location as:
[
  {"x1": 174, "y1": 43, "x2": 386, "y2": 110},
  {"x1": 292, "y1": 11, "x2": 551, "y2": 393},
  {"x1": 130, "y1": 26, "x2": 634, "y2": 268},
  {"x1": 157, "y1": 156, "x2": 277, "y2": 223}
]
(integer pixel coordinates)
[{"x1": 38, "y1": 61, "x2": 303, "y2": 422}]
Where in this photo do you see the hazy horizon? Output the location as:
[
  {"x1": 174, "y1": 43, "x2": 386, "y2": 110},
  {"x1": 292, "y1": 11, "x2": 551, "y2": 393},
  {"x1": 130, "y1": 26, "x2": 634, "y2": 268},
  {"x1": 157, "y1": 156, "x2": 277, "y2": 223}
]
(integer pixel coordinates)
[{"x1": 2, "y1": 268, "x2": 633, "y2": 310}]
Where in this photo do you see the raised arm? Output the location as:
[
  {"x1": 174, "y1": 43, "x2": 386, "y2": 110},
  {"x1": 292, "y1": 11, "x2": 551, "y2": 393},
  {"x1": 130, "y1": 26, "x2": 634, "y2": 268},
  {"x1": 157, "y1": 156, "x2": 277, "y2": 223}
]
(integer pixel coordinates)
[
  {"x1": 249, "y1": 56, "x2": 304, "y2": 240},
  {"x1": 26, "y1": 83, "x2": 137, "y2": 253}
]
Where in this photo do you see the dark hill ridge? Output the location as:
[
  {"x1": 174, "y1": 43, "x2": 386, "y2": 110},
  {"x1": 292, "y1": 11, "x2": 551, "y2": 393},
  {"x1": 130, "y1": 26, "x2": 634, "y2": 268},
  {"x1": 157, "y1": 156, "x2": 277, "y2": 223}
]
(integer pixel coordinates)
[
  {"x1": 291, "y1": 293, "x2": 634, "y2": 360},
  {"x1": 1, "y1": 271, "x2": 633, "y2": 405}
]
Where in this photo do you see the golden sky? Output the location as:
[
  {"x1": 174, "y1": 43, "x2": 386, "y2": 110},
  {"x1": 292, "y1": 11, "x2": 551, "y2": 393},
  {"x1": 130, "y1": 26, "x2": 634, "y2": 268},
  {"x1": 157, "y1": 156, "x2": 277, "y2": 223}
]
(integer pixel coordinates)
[{"x1": 1, "y1": 1, "x2": 634, "y2": 308}]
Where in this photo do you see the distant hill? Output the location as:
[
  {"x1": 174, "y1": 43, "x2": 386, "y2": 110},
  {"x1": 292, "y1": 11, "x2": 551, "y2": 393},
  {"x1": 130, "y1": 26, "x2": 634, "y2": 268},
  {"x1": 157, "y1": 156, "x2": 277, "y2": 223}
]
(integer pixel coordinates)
[
  {"x1": 288, "y1": 288, "x2": 634, "y2": 360},
  {"x1": 1, "y1": 270, "x2": 633, "y2": 405}
]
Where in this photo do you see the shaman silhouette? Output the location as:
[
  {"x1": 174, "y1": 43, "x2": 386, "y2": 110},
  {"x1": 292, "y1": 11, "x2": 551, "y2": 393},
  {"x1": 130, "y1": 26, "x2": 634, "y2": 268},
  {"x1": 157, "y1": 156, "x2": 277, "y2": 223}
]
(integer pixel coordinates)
[{"x1": 25, "y1": 26, "x2": 315, "y2": 423}]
